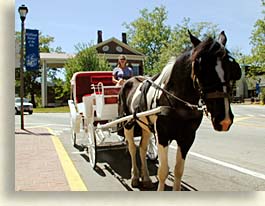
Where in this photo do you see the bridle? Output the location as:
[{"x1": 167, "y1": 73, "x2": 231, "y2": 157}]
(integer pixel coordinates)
[
  {"x1": 191, "y1": 59, "x2": 231, "y2": 101},
  {"x1": 191, "y1": 40, "x2": 232, "y2": 102}
]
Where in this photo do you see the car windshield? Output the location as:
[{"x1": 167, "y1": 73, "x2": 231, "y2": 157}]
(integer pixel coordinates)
[{"x1": 15, "y1": 98, "x2": 30, "y2": 103}]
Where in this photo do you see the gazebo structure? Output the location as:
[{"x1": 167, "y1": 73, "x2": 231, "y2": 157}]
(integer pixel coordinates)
[{"x1": 40, "y1": 52, "x2": 74, "y2": 107}]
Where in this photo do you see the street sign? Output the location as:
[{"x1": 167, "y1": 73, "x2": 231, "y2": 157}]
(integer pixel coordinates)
[{"x1": 25, "y1": 29, "x2": 39, "y2": 71}]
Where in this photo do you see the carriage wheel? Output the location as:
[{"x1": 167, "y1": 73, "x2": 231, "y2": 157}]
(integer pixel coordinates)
[
  {"x1": 87, "y1": 123, "x2": 97, "y2": 168},
  {"x1": 147, "y1": 134, "x2": 158, "y2": 161}
]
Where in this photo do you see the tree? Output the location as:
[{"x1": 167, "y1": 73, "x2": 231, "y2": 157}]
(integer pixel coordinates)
[
  {"x1": 124, "y1": 6, "x2": 171, "y2": 74},
  {"x1": 154, "y1": 18, "x2": 219, "y2": 74},
  {"x1": 64, "y1": 43, "x2": 112, "y2": 95},
  {"x1": 249, "y1": 0, "x2": 265, "y2": 76}
]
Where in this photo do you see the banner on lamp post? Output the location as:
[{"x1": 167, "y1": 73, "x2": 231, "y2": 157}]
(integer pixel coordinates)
[{"x1": 25, "y1": 29, "x2": 39, "y2": 71}]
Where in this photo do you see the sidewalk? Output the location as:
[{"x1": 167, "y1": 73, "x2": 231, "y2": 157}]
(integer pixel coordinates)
[{"x1": 15, "y1": 127, "x2": 70, "y2": 191}]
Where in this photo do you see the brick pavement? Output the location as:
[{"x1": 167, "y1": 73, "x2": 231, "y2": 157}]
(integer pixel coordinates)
[{"x1": 15, "y1": 127, "x2": 70, "y2": 191}]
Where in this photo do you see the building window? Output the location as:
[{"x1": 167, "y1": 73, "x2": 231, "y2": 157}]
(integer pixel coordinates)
[
  {"x1": 116, "y1": 46, "x2": 123, "y2": 53},
  {"x1": 102, "y1": 45, "x2": 109, "y2": 52}
]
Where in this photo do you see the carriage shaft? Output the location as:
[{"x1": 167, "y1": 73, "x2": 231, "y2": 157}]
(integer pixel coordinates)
[{"x1": 96, "y1": 106, "x2": 162, "y2": 129}]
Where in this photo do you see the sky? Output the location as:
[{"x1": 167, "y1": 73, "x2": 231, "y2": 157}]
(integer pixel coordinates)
[{"x1": 15, "y1": 0, "x2": 263, "y2": 55}]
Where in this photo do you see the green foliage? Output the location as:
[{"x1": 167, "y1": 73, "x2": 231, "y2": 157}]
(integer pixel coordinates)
[
  {"x1": 124, "y1": 6, "x2": 171, "y2": 74},
  {"x1": 153, "y1": 18, "x2": 219, "y2": 74},
  {"x1": 249, "y1": 0, "x2": 265, "y2": 76},
  {"x1": 38, "y1": 32, "x2": 55, "y2": 52},
  {"x1": 33, "y1": 106, "x2": 69, "y2": 113},
  {"x1": 64, "y1": 43, "x2": 112, "y2": 90},
  {"x1": 53, "y1": 78, "x2": 68, "y2": 101}
]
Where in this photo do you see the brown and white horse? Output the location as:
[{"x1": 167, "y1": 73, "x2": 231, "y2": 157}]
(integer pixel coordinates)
[{"x1": 118, "y1": 31, "x2": 241, "y2": 191}]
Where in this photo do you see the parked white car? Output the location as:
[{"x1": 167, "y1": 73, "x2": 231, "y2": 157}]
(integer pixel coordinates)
[{"x1": 15, "y1": 97, "x2": 33, "y2": 115}]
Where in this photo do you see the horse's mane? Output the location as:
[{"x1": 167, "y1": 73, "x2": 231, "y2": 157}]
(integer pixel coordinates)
[{"x1": 191, "y1": 38, "x2": 226, "y2": 61}]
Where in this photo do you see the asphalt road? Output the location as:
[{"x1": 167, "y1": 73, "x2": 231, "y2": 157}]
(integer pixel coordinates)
[{"x1": 15, "y1": 104, "x2": 265, "y2": 191}]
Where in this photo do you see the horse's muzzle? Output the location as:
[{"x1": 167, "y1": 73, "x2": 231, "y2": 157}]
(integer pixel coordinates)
[
  {"x1": 219, "y1": 118, "x2": 232, "y2": 131},
  {"x1": 212, "y1": 117, "x2": 232, "y2": 131}
]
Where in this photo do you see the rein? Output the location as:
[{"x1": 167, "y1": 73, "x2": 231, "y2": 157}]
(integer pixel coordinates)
[
  {"x1": 145, "y1": 74, "x2": 229, "y2": 117},
  {"x1": 146, "y1": 79, "x2": 202, "y2": 111}
]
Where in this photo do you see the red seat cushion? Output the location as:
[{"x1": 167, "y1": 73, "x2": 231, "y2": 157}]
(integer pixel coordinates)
[
  {"x1": 90, "y1": 75, "x2": 113, "y2": 86},
  {"x1": 104, "y1": 97, "x2": 118, "y2": 104}
]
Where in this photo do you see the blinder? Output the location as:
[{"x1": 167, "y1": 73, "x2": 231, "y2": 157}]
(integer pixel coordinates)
[{"x1": 191, "y1": 59, "x2": 231, "y2": 102}]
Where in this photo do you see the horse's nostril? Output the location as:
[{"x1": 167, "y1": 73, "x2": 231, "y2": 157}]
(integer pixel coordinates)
[
  {"x1": 211, "y1": 117, "x2": 232, "y2": 131},
  {"x1": 220, "y1": 119, "x2": 232, "y2": 131}
]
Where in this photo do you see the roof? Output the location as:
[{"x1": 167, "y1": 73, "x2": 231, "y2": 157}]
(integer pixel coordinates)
[
  {"x1": 95, "y1": 37, "x2": 145, "y2": 57},
  {"x1": 40, "y1": 53, "x2": 75, "y2": 67}
]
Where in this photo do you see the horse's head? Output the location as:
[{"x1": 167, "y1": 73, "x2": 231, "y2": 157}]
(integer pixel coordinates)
[{"x1": 189, "y1": 30, "x2": 241, "y2": 131}]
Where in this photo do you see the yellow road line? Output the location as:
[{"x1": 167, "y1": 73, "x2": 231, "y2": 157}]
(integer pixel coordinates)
[
  {"x1": 47, "y1": 127, "x2": 88, "y2": 191},
  {"x1": 234, "y1": 117, "x2": 252, "y2": 122},
  {"x1": 234, "y1": 116, "x2": 265, "y2": 128},
  {"x1": 235, "y1": 122, "x2": 265, "y2": 128}
]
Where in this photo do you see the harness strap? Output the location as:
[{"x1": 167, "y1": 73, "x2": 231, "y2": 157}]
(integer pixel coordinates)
[
  {"x1": 146, "y1": 79, "x2": 198, "y2": 110},
  {"x1": 201, "y1": 82, "x2": 228, "y2": 92},
  {"x1": 133, "y1": 110, "x2": 155, "y2": 133},
  {"x1": 205, "y1": 91, "x2": 230, "y2": 99}
]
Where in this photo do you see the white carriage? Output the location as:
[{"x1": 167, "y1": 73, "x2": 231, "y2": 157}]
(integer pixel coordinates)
[{"x1": 68, "y1": 71, "x2": 158, "y2": 168}]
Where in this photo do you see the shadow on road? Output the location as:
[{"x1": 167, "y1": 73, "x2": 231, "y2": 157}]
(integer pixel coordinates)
[
  {"x1": 95, "y1": 147, "x2": 164, "y2": 191},
  {"x1": 73, "y1": 144, "x2": 193, "y2": 191}
]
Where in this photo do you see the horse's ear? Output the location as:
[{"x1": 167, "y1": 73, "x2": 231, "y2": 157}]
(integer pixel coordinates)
[
  {"x1": 188, "y1": 30, "x2": 201, "y2": 47},
  {"x1": 218, "y1": 31, "x2": 227, "y2": 46}
]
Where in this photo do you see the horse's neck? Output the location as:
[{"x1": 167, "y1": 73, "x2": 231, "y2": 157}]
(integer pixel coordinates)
[
  {"x1": 161, "y1": 53, "x2": 199, "y2": 103},
  {"x1": 154, "y1": 56, "x2": 177, "y2": 87},
  {"x1": 157, "y1": 53, "x2": 193, "y2": 88},
  {"x1": 146, "y1": 54, "x2": 198, "y2": 109}
]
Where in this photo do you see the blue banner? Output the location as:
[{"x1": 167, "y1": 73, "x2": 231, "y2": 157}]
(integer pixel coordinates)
[{"x1": 25, "y1": 29, "x2": 39, "y2": 71}]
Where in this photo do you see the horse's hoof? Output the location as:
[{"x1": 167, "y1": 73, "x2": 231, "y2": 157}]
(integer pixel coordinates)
[
  {"x1": 131, "y1": 178, "x2": 140, "y2": 188},
  {"x1": 142, "y1": 180, "x2": 153, "y2": 189}
]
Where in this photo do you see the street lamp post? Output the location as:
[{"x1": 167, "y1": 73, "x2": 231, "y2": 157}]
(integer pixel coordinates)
[{"x1": 18, "y1": 4, "x2": 28, "y2": 130}]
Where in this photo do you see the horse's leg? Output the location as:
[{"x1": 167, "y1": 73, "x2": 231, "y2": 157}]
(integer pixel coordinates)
[
  {"x1": 139, "y1": 129, "x2": 153, "y2": 188},
  {"x1": 124, "y1": 127, "x2": 140, "y2": 187},
  {"x1": 173, "y1": 146, "x2": 185, "y2": 191},
  {"x1": 157, "y1": 144, "x2": 169, "y2": 191}
]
